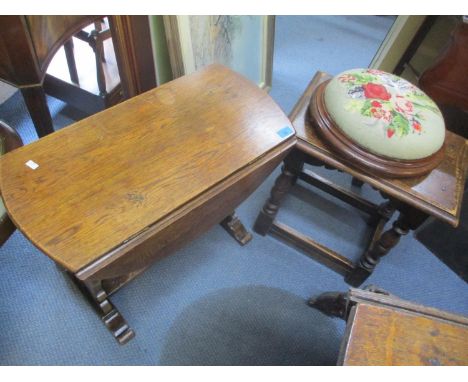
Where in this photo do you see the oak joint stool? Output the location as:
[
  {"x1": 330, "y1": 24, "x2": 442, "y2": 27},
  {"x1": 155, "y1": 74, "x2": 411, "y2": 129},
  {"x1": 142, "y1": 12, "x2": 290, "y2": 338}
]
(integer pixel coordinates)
[{"x1": 254, "y1": 71, "x2": 468, "y2": 287}]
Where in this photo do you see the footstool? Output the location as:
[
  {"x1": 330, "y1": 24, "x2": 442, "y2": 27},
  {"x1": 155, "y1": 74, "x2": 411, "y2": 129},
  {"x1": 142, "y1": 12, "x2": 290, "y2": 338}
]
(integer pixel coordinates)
[
  {"x1": 0, "y1": 65, "x2": 296, "y2": 344},
  {"x1": 254, "y1": 71, "x2": 468, "y2": 287}
]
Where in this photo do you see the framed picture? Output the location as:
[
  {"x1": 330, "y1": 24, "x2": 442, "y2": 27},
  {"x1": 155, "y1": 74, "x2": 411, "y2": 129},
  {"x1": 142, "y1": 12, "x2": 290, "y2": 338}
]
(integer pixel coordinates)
[{"x1": 163, "y1": 16, "x2": 275, "y2": 91}]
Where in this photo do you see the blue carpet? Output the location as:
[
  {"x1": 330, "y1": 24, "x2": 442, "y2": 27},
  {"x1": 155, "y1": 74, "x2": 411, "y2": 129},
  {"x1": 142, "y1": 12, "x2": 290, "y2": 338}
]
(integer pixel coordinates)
[{"x1": 1, "y1": 16, "x2": 467, "y2": 365}]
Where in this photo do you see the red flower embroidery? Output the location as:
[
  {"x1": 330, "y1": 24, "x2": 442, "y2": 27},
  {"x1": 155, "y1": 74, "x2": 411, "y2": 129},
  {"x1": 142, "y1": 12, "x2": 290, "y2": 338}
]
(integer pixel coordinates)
[
  {"x1": 363, "y1": 83, "x2": 391, "y2": 101},
  {"x1": 387, "y1": 129, "x2": 395, "y2": 138},
  {"x1": 371, "y1": 100, "x2": 382, "y2": 107},
  {"x1": 413, "y1": 121, "x2": 422, "y2": 132}
]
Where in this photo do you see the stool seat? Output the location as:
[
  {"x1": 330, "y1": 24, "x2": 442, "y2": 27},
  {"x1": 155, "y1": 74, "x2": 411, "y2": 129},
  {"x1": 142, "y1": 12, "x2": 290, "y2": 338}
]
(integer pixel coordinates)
[{"x1": 309, "y1": 68, "x2": 446, "y2": 178}]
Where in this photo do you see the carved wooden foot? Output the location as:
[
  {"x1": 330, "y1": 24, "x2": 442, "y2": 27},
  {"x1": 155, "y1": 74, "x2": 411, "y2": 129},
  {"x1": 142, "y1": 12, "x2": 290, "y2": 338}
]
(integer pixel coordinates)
[
  {"x1": 307, "y1": 291, "x2": 348, "y2": 319},
  {"x1": 220, "y1": 212, "x2": 252, "y2": 246},
  {"x1": 254, "y1": 153, "x2": 304, "y2": 235},
  {"x1": 345, "y1": 213, "x2": 410, "y2": 287},
  {"x1": 69, "y1": 275, "x2": 135, "y2": 344}
]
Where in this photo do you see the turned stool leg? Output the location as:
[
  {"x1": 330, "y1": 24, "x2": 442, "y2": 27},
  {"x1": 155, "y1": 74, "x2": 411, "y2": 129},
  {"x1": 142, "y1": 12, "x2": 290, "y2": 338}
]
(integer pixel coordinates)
[
  {"x1": 346, "y1": 202, "x2": 429, "y2": 286},
  {"x1": 254, "y1": 152, "x2": 304, "y2": 235},
  {"x1": 345, "y1": 212, "x2": 410, "y2": 286}
]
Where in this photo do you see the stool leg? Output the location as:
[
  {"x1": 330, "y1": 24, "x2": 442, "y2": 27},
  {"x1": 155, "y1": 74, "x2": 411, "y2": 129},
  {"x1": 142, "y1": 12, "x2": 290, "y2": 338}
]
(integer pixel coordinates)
[
  {"x1": 346, "y1": 204, "x2": 428, "y2": 286},
  {"x1": 346, "y1": 213, "x2": 410, "y2": 286},
  {"x1": 254, "y1": 152, "x2": 304, "y2": 235},
  {"x1": 220, "y1": 212, "x2": 252, "y2": 246}
]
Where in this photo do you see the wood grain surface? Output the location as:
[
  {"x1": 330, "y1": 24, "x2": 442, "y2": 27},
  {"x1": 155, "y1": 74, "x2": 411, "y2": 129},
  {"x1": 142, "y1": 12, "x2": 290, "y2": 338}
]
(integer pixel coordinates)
[
  {"x1": 340, "y1": 303, "x2": 468, "y2": 365},
  {"x1": 291, "y1": 71, "x2": 468, "y2": 226},
  {"x1": 0, "y1": 64, "x2": 294, "y2": 272}
]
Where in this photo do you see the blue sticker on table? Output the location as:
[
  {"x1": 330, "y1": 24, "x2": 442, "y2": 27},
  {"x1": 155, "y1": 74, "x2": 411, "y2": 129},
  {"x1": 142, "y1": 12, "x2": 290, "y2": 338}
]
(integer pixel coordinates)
[{"x1": 276, "y1": 126, "x2": 294, "y2": 139}]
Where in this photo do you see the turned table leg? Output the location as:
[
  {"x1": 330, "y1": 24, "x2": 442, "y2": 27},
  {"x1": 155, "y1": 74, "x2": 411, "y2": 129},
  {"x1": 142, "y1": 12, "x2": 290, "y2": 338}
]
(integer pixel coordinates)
[
  {"x1": 220, "y1": 212, "x2": 252, "y2": 245},
  {"x1": 254, "y1": 151, "x2": 304, "y2": 235}
]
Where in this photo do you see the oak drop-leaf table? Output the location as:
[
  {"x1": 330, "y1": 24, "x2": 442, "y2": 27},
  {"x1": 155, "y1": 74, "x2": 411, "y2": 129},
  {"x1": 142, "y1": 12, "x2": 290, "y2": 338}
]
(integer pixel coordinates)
[{"x1": 0, "y1": 65, "x2": 295, "y2": 344}]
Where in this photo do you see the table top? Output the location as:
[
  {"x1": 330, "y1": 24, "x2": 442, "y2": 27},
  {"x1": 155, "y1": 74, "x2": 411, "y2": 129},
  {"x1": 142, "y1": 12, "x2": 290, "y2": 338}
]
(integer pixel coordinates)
[
  {"x1": 291, "y1": 71, "x2": 468, "y2": 226},
  {"x1": 0, "y1": 64, "x2": 294, "y2": 272},
  {"x1": 340, "y1": 302, "x2": 468, "y2": 366}
]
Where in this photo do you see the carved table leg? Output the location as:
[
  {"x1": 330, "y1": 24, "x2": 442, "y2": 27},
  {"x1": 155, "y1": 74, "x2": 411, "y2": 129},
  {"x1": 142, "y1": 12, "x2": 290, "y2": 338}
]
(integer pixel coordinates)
[
  {"x1": 68, "y1": 273, "x2": 135, "y2": 344},
  {"x1": 220, "y1": 212, "x2": 252, "y2": 245},
  {"x1": 254, "y1": 151, "x2": 304, "y2": 235}
]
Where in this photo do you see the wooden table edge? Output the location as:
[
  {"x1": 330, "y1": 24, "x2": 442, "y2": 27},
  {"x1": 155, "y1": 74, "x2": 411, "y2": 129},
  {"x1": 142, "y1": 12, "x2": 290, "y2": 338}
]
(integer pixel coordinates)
[{"x1": 73, "y1": 137, "x2": 296, "y2": 277}]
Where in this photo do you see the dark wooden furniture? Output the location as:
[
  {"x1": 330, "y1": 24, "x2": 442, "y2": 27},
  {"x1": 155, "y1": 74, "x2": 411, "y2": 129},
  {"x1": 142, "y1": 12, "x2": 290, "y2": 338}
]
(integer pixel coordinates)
[
  {"x1": 0, "y1": 65, "x2": 295, "y2": 344},
  {"x1": 43, "y1": 17, "x2": 123, "y2": 116},
  {"x1": 0, "y1": 122, "x2": 23, "y2": 246},
  {"x1": 0, "y1": 16, "x2": 101, "y2": 137},
  {"x1": 109, "y1": 16, "x2": 158, "y2": 99},
  {"x1": 254, "y1": 71, "x2": 468, "y2": 287},
  {"x1": 310, "y1": 287, "x2": 468, "y2": 365},
  {"x1": 0, "y1": 15, "x2": 156, "y2": 137},
  {"x1": 419, "y1": 20, "x2": 468, "y2": 114}
]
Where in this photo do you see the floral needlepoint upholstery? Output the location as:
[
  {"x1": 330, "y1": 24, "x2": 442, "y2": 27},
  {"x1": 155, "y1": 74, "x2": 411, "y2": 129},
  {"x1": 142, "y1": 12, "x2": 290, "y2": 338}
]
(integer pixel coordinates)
[{"x1": 324, "y1": 68, "x2": 445, "y2": 160}]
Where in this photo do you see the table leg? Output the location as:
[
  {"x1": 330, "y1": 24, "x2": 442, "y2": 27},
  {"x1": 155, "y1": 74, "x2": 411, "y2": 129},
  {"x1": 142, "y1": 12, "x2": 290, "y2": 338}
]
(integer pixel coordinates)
[
  {"x1": 254, "y1": 151, "x2": 304, "y2": 235},
  {"x1": 21, "y1": 85, "x2": 55, "y2": 138},
  {"x1": 68, "y1": 273, "x2": 135, "y2": 344},
  {"x1": 220, "y1": 212, "x2": 252, "y2": 245},
  {"x1": 345, "y1": 206, "x2": 428, "y2": 286}
]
